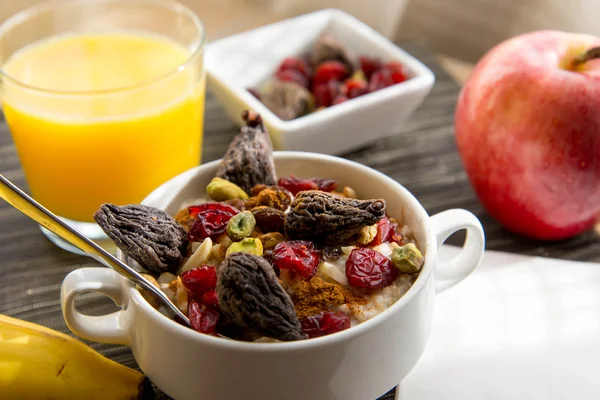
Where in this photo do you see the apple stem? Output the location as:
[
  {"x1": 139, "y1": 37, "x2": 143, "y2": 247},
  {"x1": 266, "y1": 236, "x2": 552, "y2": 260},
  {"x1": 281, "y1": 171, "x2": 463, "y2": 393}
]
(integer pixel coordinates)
[{"x1": 571, "y1": 46, "x2": 600, "y2": 69}]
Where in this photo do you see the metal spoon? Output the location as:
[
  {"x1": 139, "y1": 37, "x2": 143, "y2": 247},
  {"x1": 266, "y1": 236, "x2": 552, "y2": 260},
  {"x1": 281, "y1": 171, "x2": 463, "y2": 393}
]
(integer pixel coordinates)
[{"x1": 0, "y1": 173, "x2": 190, "y2": 326}]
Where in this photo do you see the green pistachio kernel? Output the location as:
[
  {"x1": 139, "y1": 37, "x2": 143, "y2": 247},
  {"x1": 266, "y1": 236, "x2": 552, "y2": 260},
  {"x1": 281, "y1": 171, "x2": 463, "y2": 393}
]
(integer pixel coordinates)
[
  {"x1": 206, "y1": 177, "x2": 249, "y2": 201},
  {"x1": 226, "y1": 211, "x2": 256, "y2": 241},
  {"x1": 226, "y1": 237, "x2": 263, "y2": 257},
  {"x1": 391, "y1": 243, "x2": 424, "y2": 274},
  {"x1": 355, "y1": 224, "x2": 377, "y2": 245}
]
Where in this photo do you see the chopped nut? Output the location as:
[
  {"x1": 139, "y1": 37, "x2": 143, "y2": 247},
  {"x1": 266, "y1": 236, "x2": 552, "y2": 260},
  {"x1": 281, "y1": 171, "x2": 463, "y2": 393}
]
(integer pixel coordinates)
[
  {"x1": 210, "y1": 243, "x2": 224, "y2": 264},
  {"x1": 258, "y1": 232, "x2": 284, "y2": 250},
  {"x1": 226, "y1": 237, "x2": 263, "y2": 257},
  {"x1": 226, "y1": 211, "x2": 256, "y2": 241},
  {"x1": 342, "y1": 186, "x2": 357, "y2": 198},
  {"x1": 392, "y1": 243, "x2": 424, "y2": 274},
  {"x1": 157, "y1": 272, "x2": 176, "y2": 285},
  {"x1": 215, "y1": 233, "x2": 233, "y2": 248},
  {"x1": 180, "y1": 237, "x2": 213, "y2": 273},
  {"x1": 140, "y1": 274, "x2": 160, "y2": 308},
  {"x1": 206, "y1": 177, "x2": 249, "y2": 201},
  {"x1": 355, "y1": 224, "x2": 377, "y2": 245},
  {"x1": 217, "y1": 252, "x2": 305, "y2": 341},
  {"x1": 175, "y1": 277, "x2": 189, "y2": 315}
]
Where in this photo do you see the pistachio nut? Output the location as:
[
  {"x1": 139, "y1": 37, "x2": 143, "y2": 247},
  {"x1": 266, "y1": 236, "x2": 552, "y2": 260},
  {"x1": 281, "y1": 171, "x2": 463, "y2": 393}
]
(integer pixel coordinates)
[
  {"x1": 226, "y1": 237, "x2": 263, "y2": 257},
  {"x1": 391, "y1": 243, "x2": 424, "y2": 274},
  {"x1": 206, "y1": 177, "x2": 249, "y2": 201},
  {"x1": 226, "y1": 211, "x2": 256, "y2": 241}
]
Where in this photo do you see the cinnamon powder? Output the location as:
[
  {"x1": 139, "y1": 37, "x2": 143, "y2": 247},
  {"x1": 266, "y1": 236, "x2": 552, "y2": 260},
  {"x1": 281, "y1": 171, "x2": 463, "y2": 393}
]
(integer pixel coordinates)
[{"x1": 289, "y1": 276, "x2": 368, "y2": 319}]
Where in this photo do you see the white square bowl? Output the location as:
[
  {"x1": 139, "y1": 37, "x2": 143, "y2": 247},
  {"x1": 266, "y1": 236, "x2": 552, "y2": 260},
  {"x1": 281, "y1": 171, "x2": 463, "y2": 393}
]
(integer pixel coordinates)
[{"x1": 205, "y1": 8, "x2": 435, "y2": 155}]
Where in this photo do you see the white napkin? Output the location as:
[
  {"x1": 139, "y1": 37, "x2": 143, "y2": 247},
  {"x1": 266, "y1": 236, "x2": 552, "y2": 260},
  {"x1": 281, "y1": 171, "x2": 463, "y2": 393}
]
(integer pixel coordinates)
[{"x1": 398, "y1": 246, "x2": 600, "y2": 400}]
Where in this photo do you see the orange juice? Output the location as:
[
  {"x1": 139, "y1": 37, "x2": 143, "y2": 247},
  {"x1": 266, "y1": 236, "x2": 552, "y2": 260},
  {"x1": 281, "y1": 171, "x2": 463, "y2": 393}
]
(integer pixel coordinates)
[{"x1": 2, "y1": 33, "x2": 204, "y2": 222}]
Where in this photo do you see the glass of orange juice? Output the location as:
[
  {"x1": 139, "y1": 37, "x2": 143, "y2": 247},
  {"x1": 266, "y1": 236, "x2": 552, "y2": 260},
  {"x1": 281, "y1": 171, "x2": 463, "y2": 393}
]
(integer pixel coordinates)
[{"x1": 0, "y1": 0, "x2": 205, "y2": 252}]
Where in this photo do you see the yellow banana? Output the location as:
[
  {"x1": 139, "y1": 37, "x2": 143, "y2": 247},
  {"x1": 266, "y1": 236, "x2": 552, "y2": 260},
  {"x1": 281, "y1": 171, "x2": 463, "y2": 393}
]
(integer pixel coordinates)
[{"x1": 0, "y1": 314, "x2": 151, "y2": 399}]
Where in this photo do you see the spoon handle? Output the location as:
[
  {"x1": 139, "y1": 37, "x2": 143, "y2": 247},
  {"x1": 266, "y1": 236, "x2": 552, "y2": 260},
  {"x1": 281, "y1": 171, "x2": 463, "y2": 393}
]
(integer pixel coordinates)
[{"x1": 0, "y1": 174, "x2": 190, "y2": 326}]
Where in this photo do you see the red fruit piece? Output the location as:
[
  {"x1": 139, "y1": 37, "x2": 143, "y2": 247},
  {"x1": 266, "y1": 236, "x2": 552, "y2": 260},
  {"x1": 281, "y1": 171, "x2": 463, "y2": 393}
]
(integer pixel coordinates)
[
  {"x1": 188, "y1": 203, "x2": 239, "y2": 241},
  {"x1": 272, "y1": 240, "x2": 320, "y2": 280},
  {"x1": 311, "y1": 178, "x2": 338, "y2": 192},
  {"x1": 368, "y1": 217, "x2": 394, "y2": 246},
  {"x1": 301, "y1": 311, "x2": 351, "y2": 338},
  {"x1": 346, "y1": 248, "x2": 398, "y2": 289},
  {"x1": 202, "y1": 290, "x2": 219, "y2": 309},
  {"x1": 344, "y1": 79, "x2": 368, "y2": 99},
  {"x1": 367, "y1": 69, "x2": 394, "y2": 92},
  {"x1": 313, "y1": 61, "x2": 348, "y2": 85},
  {"x1": 332, "y1": 95, "x2": 349, "y2": 105},
  {"x1": 275, "y1": 69, "x2": 309, "y2": 88},
  {"x1": 181, "y1": 265, "x2": 217, "y2": 298},
  {"x1": 277, "y1": 56, "x2": 311, "y2": 79},
  {"x1": 359, "y1": 56, "x2": 382, "y2": 80},
  {"x1": 384, "y1": 61, "x2": 408, "y2": 84},
  {"x1": 312, "y1": 80, "x2": 343, "y2": 108},
  {"x1": 189, "y1": 300, "x2": 220, "y2": 334},
  {"x1": 278, "y1": 176, "x2": 318, "y2": 195}
]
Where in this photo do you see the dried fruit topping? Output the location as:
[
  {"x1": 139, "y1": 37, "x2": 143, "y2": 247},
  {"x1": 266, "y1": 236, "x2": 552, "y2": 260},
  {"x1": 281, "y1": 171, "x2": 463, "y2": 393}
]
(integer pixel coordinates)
[
  {"x1": 251, "y1": 206, "x2": 286, "y2": 233},
  {"x1": 272, "y1": 241, "x2": 320, "y2": 280},
  {"x1": 226, "y1": 211, "x2": 256, "y2": 241},
  {"x1": 277, "y1": 56, "x2": 311, "y2": 80},
  {"x1": 359, "y1": 56, "x2": 382, "y2": 80},
  {"x1": 94, "y1": 204, "x2": 188, "y2": 274},
  {"x1": 245, "y1": 185, "x2": 292, "y2": 211},
  {"x1": 320, "y1": 246, "x2": 344, "y2": 262},
  {"x1": 202, "y1": 290, "x2": 220, "y2": 309},
  {"x1": 309, "y1": 34, "x2": 357, "y2": 75},
  {"x1": 275, "y1": 68, "x2": 309, "y2": 88},
  {"x1": 277, "y1": 175, "x2": 338, "y2": 195},
  {"x1": 258, "y1": 232, "x2": 285, "y2": 250},
  {"x1": 367, "y1": 69, "x2": 393, "y2": 92},
  {"x1": 392, "y1": 243, "x2": 424, "y2": 274},
  {"x1": 181, "y1": 265, "x2": 217, "y2": 299},
  {"x1": 285, "y1": 191, "x2": 386, "y2": 245},
  {"x1": 385, "y1": 61, "x2": 409, "y2": 84},
  {"x1": 261, "y1": 80, "x2": 314, "y2": 121},
  {"x1": 368, "y1": 217, "x2": 394, "y2": 246},
  {"x1": 332, "y1": 95, "x2": 349, "y2": 105},
  {"x1": 346, "y1": 248, "x2": 399, "y2": 289},
  {"x1": 188, "y1": 203, "x2": 240, "y2": 242},
  {"x1": 300, "y1": 311, "x2": 351, "y2": 338},
  {"x1": 313, "y1": 61, "x2": 349, "y2": 85},
  {"x1": 217, "y1": 252, "x2": 305, "y2": 341},
  {"x1": 344, "y1": 78, "x2": 368, "y2": 99},
  {"x1": 312, "y1": 80, "x2": 342, "y2": 108},
  {"x1": 226, "y1": 237, "x2": 263, "y2": 257},
  {"x1": 206, "y1": 177, "x2": 249, "y2": 201},
  {"x1": 189, "y1": 300, "x2": 220, "y2": 334},
  {"x1": 216, "y1": 111, "x2": 277, "y2": 193}
]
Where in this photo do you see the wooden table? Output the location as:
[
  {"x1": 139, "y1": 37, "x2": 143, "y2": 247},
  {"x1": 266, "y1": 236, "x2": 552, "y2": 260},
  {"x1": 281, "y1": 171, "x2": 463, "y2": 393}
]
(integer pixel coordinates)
[{"x1": 0, "y1": 42, "x2": 598, "y2": 399}]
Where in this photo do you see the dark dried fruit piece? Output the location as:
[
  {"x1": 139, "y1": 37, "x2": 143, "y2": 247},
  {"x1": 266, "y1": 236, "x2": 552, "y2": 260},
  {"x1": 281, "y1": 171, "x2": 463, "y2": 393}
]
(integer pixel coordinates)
[
  {"x1": 94, "y1": 204, "x2": 187, "y2": 274},
  {"x1": 309, "y1": 34, "x2": 357, "y2": 75},
  {"x1": 251, "y1": 206, "x2": 285, "y2": 233},
  {"x1": 261, "y1": 80, "x2": 314, "y2": 121},
  {"x1": 301, "y1": 311, "x2": 351, "y2": 338},
  {"x1": 216, "y1": 111, "x2": 277, "y2": 193},
  {"x1": 285, "y1": 191, "x2": 386, "y2": 245},
  {"x1": 320, "y1": 246, "x2": 344, "y2": 262},
  {"x1": 217, "y1": 252, "x2": 305, "y2": 341}
]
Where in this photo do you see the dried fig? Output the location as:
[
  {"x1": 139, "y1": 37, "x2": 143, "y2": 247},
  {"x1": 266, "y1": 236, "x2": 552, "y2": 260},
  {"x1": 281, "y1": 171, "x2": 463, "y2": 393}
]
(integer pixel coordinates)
[
  {"x1": 309, "y1": 34, "x2": 357, "y2": 74},
  {"x1": 285, "y1": 191, "x2": 386, "y2": 245},
  {"x1": 217, "y1": 252, "x2": 305, "y2": 341},
  {"x1": 94, "y1": 204, "x2": 188, "y2": 274},
  {"x1": 216, "y1": 111, "x2": 277, "y2": 193},
  {"x1": 261, "y1": 80, "x2": 314, "y2": 121}
]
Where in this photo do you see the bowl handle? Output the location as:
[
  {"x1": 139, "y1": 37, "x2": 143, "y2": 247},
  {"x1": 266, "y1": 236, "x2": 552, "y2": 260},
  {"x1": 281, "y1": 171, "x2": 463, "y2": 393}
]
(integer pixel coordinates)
[
  {"x1": 429, "y1": 209, "x2": 485, "y2": 293},
  {"x1": 61, "y1": 268, "x2": 131, "y2": 345}
]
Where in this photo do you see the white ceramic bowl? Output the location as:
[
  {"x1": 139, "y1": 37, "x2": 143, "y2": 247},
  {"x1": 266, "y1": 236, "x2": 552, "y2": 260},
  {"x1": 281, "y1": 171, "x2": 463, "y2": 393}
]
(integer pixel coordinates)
[
  {"x1": 205, "y1": 9, "x2": 435, "y2": 155},
  {"x1": 61, "y1": 153, "x2": 483, "y2": 400}
]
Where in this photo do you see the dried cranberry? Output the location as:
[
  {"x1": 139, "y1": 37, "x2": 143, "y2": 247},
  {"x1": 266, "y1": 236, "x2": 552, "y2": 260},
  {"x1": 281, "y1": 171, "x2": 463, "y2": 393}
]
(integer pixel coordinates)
[
  {"x1": 384, "y1": 61, "x2": 408, "y2": 84},
  {"x1": 346, "y1": 248, "x2": 398, "y2": 289},
  {"x1": 311, "y1": 178, "x2": 338, "y2": 192},
  {"x1": 278, "y1": 176, "x2": 318, "y2": 195},
  {"x1": 301, "y1": 311, "x2": 351, "y2": 338},
  {"x1": 332, "y1": 95, "x2": 349, "y2": 105},
  {"x1": 312, "y1": 80, "x2": 342, "y2": 108},
  {"x1": 181, "y1": 265, "x2": 217, "y2": 298},
  {"x1": 189, "y1": 300, "x2": 220, "y2": 334},
  {"x1": 344, "y1": 79, "x2": 368, "y2": 98},
  {"x1": 359, "y1": 56, "x2": 382, "y2": 80},
  {"x1": 313, "y1": 61, "x2": 348, "y2": 85},
  {"x1": 367, "y1": 69, "x2": 394, "y2": 93},
  {"x1": 272, "y1": 241, "x2": 320, "y2": 280},
  {"x1": 368, "y1": 217, "x2": 394, "y2": 246},
  {"x1": 277, "y1": 56, "x2": 311, "y2": 80},
  {"x1": 247, "y1": 88, "x2": 261, "y2": 100},
  {"x1": 275, "y1": 69, "x2": 309, "y2": 88},
  {"x1": 202, "y1": 290, "x2": 219, "y2": 308},
  {"x1": 188, "y1": 203, "x2": 239, "y2": 241}
]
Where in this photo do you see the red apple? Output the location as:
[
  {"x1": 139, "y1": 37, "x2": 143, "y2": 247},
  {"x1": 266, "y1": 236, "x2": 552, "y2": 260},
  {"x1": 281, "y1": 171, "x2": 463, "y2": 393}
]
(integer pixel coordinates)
[{"x1": 455, "y1": 31, "x2": 600, "y2": 240}]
